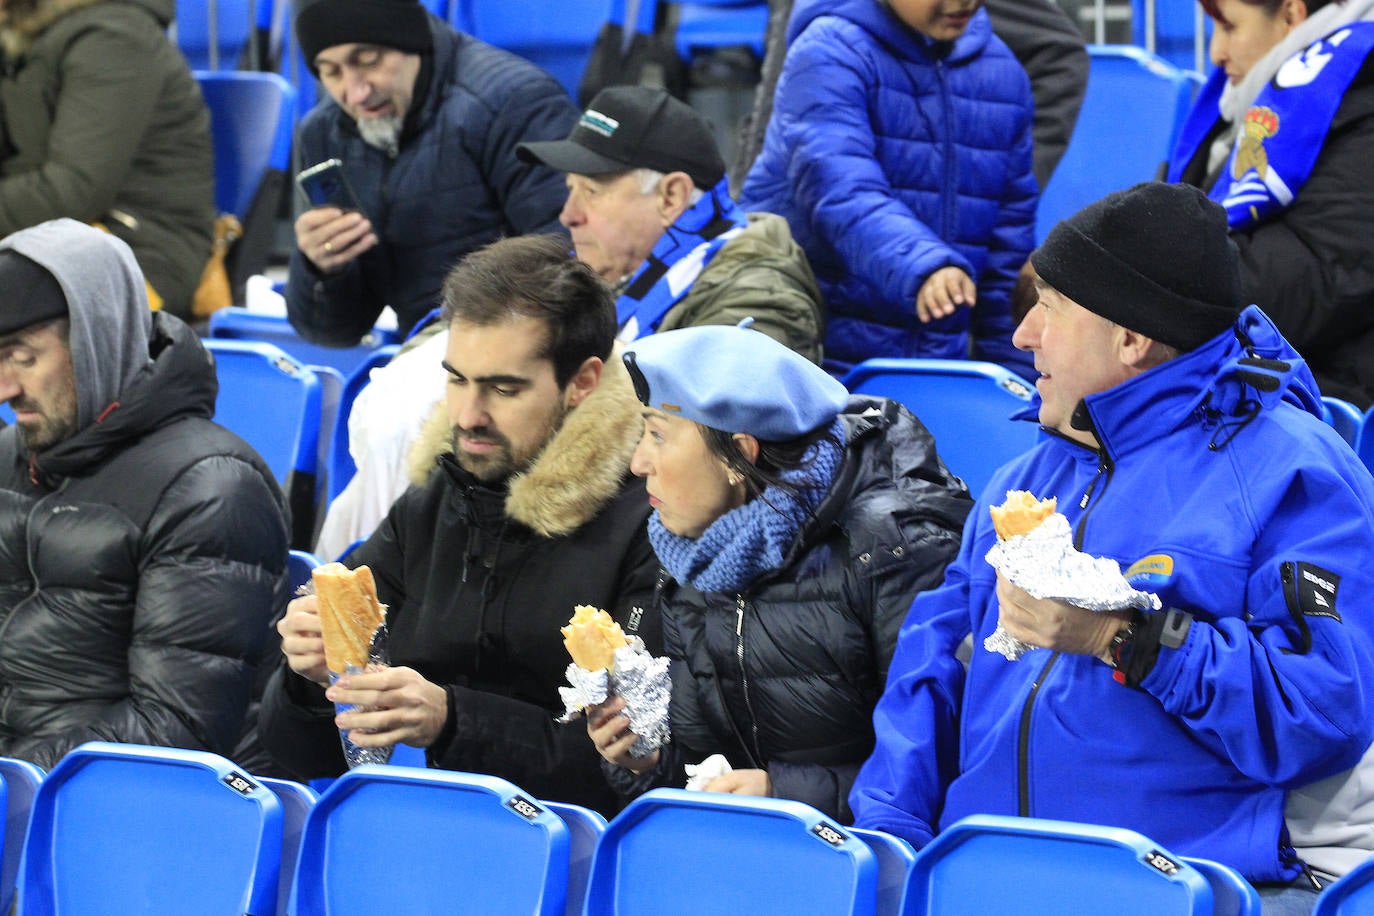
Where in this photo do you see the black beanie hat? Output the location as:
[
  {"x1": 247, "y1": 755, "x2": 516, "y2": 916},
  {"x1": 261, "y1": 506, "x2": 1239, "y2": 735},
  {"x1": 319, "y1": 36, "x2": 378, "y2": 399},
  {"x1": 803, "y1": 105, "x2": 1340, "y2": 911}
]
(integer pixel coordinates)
[
  {"x1": 294, "y1": 0, "x2": 433, "y2": 74},
  {"x1": 1030, "y1": 182, "x2": 1243, "y2": 352},
  {"x1": 0, "y1": 250, "x2": 67, "y2": 337}
]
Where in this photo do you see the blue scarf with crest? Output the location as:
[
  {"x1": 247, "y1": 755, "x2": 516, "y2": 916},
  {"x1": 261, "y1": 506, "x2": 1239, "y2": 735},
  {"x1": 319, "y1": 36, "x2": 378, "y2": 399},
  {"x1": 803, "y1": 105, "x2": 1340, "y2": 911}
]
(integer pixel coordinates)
[
  {"x1": 615, "y1": 178, "x2": 750, "y2": 340},
  {"x1": 1168, "y1": 22, "x2": 1374, "y2": 230},
  {"x1": 648, "y1": 420, "x2": 846, "y2": 594}
]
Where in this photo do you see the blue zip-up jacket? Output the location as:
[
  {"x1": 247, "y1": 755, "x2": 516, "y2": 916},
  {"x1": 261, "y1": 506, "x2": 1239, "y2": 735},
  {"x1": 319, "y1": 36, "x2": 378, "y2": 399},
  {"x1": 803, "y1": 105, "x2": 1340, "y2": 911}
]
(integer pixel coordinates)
[
  {"x1": 739, "y1": 0, "x2": 1037, "y2": 378},
  {"x1": 851, "y1": 306, "x2": 1374, "y2": 882},
  {"x1": 285, "y1": 15, "x2": 577, "y2": 344}
]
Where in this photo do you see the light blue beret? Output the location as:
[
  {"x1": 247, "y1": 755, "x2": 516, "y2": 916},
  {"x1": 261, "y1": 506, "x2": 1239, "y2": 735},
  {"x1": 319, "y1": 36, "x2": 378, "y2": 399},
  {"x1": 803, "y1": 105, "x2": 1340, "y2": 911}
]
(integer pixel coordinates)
[{"x1": 623, "y1": 324, "x2": 849, "y2": 440}]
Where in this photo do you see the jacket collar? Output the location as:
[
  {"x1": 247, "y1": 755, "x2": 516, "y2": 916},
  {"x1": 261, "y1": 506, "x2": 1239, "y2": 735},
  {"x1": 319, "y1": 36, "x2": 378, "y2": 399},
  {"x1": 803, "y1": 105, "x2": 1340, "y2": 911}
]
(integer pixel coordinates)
[
  {"x1": 409, "y1": 341, "x2": 643, "y2": 537},
  {"x1": 2, "y1": 0, "x2": 119, "y2": 60},
  {"x1": 1071, "y1": 306, "x2": 1323, "y2": 461}
]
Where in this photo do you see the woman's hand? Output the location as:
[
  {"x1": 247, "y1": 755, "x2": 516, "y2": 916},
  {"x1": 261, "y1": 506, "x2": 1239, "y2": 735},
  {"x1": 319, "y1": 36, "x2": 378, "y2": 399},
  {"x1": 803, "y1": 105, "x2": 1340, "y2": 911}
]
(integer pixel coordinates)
[
  {"x1": 705, "y1": 768, "x2": 772, "y2": 798},
  {"x1": 587, "y1": 697, "x2": 660, "y2": 774}
]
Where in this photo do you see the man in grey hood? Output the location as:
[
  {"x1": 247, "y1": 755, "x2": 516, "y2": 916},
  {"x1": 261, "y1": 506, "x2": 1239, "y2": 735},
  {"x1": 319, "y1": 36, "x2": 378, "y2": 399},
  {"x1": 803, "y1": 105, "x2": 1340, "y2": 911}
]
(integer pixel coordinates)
[{"x1": 0, "y1": 219, "x2": 288, "y2": 769}]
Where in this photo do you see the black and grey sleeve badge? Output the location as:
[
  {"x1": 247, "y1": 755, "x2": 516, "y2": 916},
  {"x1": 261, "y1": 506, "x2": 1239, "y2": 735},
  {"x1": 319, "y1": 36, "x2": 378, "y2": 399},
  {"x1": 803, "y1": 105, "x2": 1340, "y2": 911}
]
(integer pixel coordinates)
[{"x1": 1287, "y1": 562, "x2": 1341, "y2": 623}]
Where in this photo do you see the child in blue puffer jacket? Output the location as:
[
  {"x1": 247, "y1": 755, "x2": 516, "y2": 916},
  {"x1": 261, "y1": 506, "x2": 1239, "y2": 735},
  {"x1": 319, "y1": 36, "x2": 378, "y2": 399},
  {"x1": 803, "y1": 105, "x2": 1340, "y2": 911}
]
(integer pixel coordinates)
[{"x1": 741, "y1": 0, "x2": 1038, "y2": 378}]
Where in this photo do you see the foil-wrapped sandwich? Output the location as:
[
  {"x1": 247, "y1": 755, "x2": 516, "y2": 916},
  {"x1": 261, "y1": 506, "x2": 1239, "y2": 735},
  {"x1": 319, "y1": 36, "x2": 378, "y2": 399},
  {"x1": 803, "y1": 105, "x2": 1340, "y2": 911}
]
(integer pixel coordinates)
[
  {"x1": 558, "y1": 605, "x2": 669, "y2": 757},
  {"x1": 984, "y1": 490, "x2": 1160, "y2": 661},
  {"x1": 311, "y1": 562, "x2": 394, "y2": 767}
]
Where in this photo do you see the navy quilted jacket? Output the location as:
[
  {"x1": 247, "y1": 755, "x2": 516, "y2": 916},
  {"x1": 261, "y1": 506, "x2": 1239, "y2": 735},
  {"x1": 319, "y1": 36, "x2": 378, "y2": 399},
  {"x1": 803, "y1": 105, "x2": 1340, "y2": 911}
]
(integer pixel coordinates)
[
  {"x1": 286, "y1": 15, "x2": 578, "y2": 343},
  {"x1": 740, "y1": 0, "x2": 1037, "y2": 377}
]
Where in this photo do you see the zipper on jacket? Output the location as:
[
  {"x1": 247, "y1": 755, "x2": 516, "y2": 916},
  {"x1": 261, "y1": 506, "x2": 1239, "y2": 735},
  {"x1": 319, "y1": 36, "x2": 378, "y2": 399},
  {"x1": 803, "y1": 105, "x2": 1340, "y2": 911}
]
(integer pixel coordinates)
[
  {"x1": 1017, "y1": 652, "x2": 1060, "y2": 816},
  {"x1": 937, "y1": 61, "x2": 957, "y2": 240},
  {"x1": 735, "y1": 595, "x2": 765, "y2": 766},
  {"x1": 1073, "y1": 450, "x2": 1114, "y2": 549},
  {"x1": 0, "y1": 484, "x2": 68, "y2": 726}
]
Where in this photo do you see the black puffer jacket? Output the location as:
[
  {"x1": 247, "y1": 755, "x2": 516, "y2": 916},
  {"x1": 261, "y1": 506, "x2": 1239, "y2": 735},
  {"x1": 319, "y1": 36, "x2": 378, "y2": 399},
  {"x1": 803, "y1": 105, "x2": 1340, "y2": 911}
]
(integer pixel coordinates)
[
  {"x1": 611, "y1": 396, "x2": 971, "y2": 821},
  {"x1": 0, "y1": 224, "x2": 288, "y2": 769}
]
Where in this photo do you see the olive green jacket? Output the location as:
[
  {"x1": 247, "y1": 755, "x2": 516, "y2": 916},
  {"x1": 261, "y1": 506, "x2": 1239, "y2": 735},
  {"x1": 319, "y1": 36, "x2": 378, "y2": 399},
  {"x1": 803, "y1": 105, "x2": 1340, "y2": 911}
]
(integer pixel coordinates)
[
  {"x1": 657, "y1": 212, "x2": 825, "y2": 365},
  {"x1": 0, "y1": 0, "x2": 214, "y2": 317}
]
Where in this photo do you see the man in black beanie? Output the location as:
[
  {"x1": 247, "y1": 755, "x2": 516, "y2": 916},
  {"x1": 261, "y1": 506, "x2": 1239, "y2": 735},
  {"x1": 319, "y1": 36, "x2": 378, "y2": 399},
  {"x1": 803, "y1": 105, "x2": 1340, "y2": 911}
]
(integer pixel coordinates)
[
  {"x1": 853, "y1": 181, "x2": 1374, "y2": 907},
  {"x1": 286, "y1": 0, "x2": 578, "y2": 344}
]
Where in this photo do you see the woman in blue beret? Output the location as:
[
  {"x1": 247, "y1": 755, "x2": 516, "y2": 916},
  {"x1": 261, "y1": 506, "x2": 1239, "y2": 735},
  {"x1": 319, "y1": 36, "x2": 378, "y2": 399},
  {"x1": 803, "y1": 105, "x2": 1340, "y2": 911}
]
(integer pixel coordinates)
[{"x1": 587, "y1": 323, "x2": 972, "y2": 821}]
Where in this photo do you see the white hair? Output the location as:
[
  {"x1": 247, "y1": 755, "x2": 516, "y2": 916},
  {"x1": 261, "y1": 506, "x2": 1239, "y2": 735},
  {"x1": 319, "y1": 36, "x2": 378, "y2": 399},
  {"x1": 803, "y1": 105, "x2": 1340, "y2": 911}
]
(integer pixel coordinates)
[{"x1": 633, "y1": 168, "x2": 705, "y2": 205}]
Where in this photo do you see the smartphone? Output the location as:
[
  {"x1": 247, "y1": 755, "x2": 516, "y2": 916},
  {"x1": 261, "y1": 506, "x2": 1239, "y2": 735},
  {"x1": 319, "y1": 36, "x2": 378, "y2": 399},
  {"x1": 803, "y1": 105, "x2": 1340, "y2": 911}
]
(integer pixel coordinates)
[{"x1": 295, "y1": 158, "x2": 365, "y2": 215}]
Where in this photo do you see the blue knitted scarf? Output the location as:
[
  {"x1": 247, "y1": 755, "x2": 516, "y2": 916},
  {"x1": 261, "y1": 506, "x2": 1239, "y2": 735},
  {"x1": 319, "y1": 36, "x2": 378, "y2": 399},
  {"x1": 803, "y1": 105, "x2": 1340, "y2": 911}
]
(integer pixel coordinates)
[{"x1": 648, "y1": 420, "x2": 846, "y2": 593}]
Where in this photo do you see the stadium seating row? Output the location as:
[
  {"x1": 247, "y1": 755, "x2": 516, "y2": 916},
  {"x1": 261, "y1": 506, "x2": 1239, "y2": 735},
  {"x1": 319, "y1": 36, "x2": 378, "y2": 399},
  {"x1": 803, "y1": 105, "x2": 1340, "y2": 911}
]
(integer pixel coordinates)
[{"x1": 18, "y1": 740, "x2": 1374, "y2": 915}]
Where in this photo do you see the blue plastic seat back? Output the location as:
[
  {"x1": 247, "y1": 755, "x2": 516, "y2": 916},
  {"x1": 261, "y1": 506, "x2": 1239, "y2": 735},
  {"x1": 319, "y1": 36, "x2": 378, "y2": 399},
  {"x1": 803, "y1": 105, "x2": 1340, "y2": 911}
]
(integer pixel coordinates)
[
  {"x1": 326, "y1": 344, "x2": 401, "y2": 502},
  {"x1": 174, "y1": 0, "x2": 254, "y2": 70},
  {"x1": 204, "y1": 338, "x2": 322, "y2": 484},
  {"x1": 542, "y1": 801, "x2": 607, "y2": 916},
  {"x1": 195, "y1": 71, "x2": 296, "y2": 217},
  {"x1": 1313, "y1": 853, "x2": 1374, "y2": 914},
  {"x1": 258, "y1": 777, "x2": 318, "y2": 916},
  {"x1": 1131, "y1": 0, "x2": 1214, "y2": 73},
  {"x1": 842, "y1": 358, "x2": 1039, "y2": 499},
  {"x1": 1357, "y1": 404, "x2": 1374, "y2": 477},
  {"x1": 1321, "y1": 396, "x2": 1364, "y2": 448},
  {"x1": 1180, "y1": 855, "x2": 1261, "y2": 916},
  {"x1": 287, "y1": 549, "x2": 323, "y2": 591},
  {"x1": 675, "y1": 0, "x2": 768, "y2": 61},
  {"x1": 209, "y1": 307, "x2": 400, "y2": 380},
  {"x1": 905, "y1": 814, "x2": 1213, "y2": 915},
  {"x1": 454, "y1": 0, "x2": 608, "y2": 97},
  {"x1": 0, "y1": 758, "x2": 41, "y2": 916},
  {"x1": 290, "y1": 766, "x2": 570, "y2": 916},
  {"x1": 585, "y1": 788, "x2": 878, "y2": 915},
  {"x1": 1036, "y1": 45, "x2": 1200, "y2": 243},
  {"x1": 849, "y1": 827, "x2": 917, "y2": 916},
  {"x1": 17, "y1": 741, "x2": 282, "y2": 916}
]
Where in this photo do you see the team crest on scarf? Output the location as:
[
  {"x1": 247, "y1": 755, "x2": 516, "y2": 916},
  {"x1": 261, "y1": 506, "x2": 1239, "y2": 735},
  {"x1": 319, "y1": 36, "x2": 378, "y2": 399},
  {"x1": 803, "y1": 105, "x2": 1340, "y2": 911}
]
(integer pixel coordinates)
[{"x1": 1215, "y1": 24, "x2": 1374, "y2": 228}]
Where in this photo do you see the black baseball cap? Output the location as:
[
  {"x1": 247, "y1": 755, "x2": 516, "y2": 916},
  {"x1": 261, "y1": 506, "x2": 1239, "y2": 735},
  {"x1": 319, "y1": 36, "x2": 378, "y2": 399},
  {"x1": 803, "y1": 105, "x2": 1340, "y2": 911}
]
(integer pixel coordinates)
[{"x1": 517, "y1": 86, "x2": 726, "y2": 188}]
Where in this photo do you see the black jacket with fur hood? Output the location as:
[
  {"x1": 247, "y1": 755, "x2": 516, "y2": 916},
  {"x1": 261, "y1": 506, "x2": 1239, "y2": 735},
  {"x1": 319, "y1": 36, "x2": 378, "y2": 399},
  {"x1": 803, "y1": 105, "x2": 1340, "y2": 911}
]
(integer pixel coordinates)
[
  {"x1": 0, "y1": 220, "x2": 288, "y2": 769},
  {"x1": 259, "y1": 350, "x2": 660, "y2": 815}
]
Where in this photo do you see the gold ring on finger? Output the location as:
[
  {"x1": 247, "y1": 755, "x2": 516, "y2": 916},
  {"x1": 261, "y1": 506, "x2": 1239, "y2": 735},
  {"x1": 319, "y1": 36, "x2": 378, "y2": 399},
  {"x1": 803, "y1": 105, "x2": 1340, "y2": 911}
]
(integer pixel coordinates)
[{"x1": 324, "y1": 241, "x2": 333, "y2": 254}]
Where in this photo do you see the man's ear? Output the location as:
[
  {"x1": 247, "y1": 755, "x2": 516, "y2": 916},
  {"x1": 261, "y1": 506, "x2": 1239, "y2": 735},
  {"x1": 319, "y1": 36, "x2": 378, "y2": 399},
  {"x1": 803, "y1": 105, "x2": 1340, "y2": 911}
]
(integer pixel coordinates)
[
  {"x1": 564, "y1": 356, "x2": 604, "y2": 408},
  {"x1": 1118, "y1": 326, "x2": 1172, "y2": 372},
  {"x1": 657, "y1": 172, "x2": 696, "y2": 226},
  {"x1": 731, "y1": 432, "x2": 760, "y2": 466},
  {"x1": 1282, "y1": 0, "x2": 1309, "y2": 28}
]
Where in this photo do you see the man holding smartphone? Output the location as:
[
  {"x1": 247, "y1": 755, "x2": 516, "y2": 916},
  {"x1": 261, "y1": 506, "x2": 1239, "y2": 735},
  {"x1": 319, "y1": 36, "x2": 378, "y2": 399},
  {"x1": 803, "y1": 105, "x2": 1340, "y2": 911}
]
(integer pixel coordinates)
[{"x1": 287, "y1": 0, "x2": 577, "y2": 344}]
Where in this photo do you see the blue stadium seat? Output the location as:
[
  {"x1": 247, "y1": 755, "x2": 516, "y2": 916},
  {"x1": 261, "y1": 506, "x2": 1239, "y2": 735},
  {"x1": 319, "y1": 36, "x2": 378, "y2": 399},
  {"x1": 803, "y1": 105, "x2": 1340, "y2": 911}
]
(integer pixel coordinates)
[
  {"x1": 842, "y1": 357, "x2": 1040, "y2": 500},
  {"x1": 0, "y1": 758, "x2": 42, "y2": 916},
  {"x1": 203, "y1": 338, "x2": 323, "y2": 546},
  {"x1": 290, "y1": 766, "x2": 571, "y2": 915},
  {"x1": 674, "y1": 0, "x2": 768, "y2": 63},
  {"x1": 287, "y1": 549, "x2": 324, "y2": 591},
  {"x1": 849, "y1": 827, "x2": 917, "y2": 916},
  {"x1": 258, "y1": 777, "x2": 318, "y2": 916},
  {"x1": 196, "y1": 71, "x2": 296, "y2": 219},
  {"x1": 542, "y1": 801, "x2": 607, "y2": 916},
  {"x1": 1036, "y1": 45, "x2": 1200, "y2": 243},
  {"x1": 16, "y1": 742, "x2": 283, "y2": 916},
  {"x1": 1180, "y1": 855, "x2": 1261, "y2": 916},
  {"x1": 454, "y1": 0, "x2": 606, "y2": 98},
  {"x1": 1321, "y1": 396, "x2": 1364, "y2": 449},
  {"x1": 209, "y1": 307, "x2": 400, "y2": 380},
  {"x1": 174, "y1": 0, "x2": 255, "y2": 70},
  {"x1": 1132, "y1": 0, "x2": 1213, "y2": 73},
  {"x1": 275, "y1": 0, "x2": 321, "y2": 132},
  {"x1": 1357, "y1": 404, "x2": 1374, "y2": 478},
  {"x1": 904, "y1": 814, "x2": 1216, "y2": 915},
  {"x1": 585, "y1": 788, "x2": 879, "y2": 914},
  {"x1": 326, "y1": 344, "x2": 401, "y2": 503},
  {"x1": 1313, "y1": 853, "x2": 1374, "y2": 914}
]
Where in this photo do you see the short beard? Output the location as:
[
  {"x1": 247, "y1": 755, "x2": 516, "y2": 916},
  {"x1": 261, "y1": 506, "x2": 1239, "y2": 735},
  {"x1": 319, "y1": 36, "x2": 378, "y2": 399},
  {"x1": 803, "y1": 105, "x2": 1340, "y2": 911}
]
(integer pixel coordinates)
[
  {"x1": 450, "y1": 401, "x2": 568, "y2": 485},
  {"x1": 357, "y1": 113, "x2": 402, "y2": 156}
]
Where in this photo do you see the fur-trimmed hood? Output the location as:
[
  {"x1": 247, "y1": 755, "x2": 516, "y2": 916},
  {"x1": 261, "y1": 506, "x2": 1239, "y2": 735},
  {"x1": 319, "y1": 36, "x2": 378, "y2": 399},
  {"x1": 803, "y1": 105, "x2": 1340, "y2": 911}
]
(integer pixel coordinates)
[
  {"x1": 0, "y1": 0, "x2": 171, "y2": 59},
  {"x1": 407, "y1": 342, "x2": 643, "y2": 537}
]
